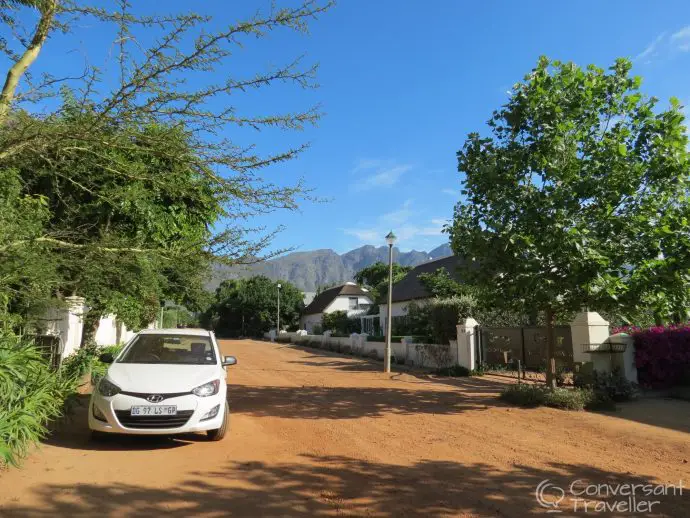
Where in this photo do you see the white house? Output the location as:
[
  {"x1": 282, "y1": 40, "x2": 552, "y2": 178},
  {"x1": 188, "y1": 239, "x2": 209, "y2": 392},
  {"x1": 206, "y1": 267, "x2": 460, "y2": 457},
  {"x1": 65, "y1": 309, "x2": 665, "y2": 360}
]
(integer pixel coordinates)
[
  {"x1": 300, "y1": 282, "x2": 373, "y2": 333},
  {"x1": 379, "y1": 255, "x2": 465, "y2": 334}
]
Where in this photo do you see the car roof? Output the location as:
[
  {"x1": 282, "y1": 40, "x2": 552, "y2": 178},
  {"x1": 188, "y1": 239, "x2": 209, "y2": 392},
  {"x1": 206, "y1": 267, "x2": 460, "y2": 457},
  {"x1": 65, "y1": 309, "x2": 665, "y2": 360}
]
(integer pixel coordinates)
[{"x1": 137, "y1": 328, "x2": 212, "y2": 337}]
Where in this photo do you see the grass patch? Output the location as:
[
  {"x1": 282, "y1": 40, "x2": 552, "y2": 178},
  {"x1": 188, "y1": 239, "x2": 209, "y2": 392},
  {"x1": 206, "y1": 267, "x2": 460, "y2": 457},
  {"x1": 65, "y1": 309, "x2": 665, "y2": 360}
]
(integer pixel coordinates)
[{"x1": 499, "y1": 384, "x2": 614, "y2": 411}]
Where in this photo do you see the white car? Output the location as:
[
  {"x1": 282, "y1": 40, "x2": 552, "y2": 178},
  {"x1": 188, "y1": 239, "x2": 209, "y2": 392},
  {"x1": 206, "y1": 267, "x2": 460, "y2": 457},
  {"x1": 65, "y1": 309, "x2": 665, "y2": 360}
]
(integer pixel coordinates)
[{"x1": 88, "y1": 328, "x2": 236, "y2": 441}]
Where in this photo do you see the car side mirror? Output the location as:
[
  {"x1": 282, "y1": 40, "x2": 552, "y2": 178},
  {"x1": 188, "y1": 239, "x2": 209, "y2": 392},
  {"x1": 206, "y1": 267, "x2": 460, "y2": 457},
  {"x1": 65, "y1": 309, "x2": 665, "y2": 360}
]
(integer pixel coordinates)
[
  {"x1": 99, "y1": 353, "x2": 114, "y2": 364},
  {"x1": 222, "y1": 355, "x2": 237, "y2": 367}
]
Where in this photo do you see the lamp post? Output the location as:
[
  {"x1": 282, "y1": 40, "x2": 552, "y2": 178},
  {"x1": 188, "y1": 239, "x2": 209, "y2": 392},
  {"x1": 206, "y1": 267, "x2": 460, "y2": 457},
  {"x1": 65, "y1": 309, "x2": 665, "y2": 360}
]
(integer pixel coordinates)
[
  {"x1": 384, "y1": 231, "x2": 396, "y2": 373},
  {"x1": 277, "y1": 283, "x2": 282, "y2": 334}
]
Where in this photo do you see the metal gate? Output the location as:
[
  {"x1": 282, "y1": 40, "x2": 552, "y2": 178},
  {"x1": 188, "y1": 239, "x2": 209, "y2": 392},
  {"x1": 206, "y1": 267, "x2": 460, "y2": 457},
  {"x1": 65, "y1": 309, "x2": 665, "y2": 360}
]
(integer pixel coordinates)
[{"x1": 476, "y1": 325, "x2": 574, "y2": 370}]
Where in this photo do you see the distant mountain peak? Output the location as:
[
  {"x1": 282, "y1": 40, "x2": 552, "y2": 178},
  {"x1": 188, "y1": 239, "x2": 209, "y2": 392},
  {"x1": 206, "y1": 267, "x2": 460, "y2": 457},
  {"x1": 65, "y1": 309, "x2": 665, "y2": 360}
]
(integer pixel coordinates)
[{"x1": 208, "y1": 242, "x2": 453, "y2": 292}]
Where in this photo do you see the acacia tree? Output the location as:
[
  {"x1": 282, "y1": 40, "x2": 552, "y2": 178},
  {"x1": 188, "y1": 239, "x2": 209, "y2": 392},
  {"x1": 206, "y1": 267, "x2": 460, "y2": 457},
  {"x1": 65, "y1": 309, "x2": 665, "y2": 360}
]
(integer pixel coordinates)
[
  {"x1": 0, "y1": 0, "x2": 332, "y2": 333},
  {"x1": 448, "y1": 57, "x2": 690, "y2": 388}
]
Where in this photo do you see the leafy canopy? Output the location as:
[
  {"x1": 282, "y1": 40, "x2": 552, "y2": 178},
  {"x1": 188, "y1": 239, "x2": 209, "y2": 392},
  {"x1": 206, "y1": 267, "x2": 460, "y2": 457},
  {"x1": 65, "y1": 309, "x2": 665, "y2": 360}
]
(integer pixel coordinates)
[
  {"x1": 448, "y1": 57, "x2": 690, "y2": 324},
  {"x1": 203, "y1": 276, "x2": 304, "y2": 337}
]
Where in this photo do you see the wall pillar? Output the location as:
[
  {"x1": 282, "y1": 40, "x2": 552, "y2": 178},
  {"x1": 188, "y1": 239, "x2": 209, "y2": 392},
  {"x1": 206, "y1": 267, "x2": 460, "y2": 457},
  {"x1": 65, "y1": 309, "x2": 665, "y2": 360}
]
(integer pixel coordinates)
[
  {"x1": 62, "y1": 296, "x2": 86, "y2": 359},
  {"x1": 608, "y1": 333, "x2": 637, "y2": 383},
  {"x1": 456, "y1": 317, "x2": 479, "y2": 370},
  {"x1": 570, "y1": 311, "x2": 610, "y2": 364}
]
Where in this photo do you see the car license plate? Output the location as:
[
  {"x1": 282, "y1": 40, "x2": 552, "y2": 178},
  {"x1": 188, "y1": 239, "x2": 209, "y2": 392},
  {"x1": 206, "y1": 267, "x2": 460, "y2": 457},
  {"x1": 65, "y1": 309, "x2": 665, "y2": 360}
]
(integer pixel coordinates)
[{"x1": 130, "y1": 405, "x2": 177, "y2": 416}]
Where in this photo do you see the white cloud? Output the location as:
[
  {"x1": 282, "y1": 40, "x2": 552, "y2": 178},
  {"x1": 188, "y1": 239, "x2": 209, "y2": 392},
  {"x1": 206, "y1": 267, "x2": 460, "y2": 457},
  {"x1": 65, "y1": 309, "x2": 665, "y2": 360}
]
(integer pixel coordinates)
[
  {"x1": 350, "y1": 158, "x2": 413, "y2": 191},
  {"x1": 671, "y1": 26, "x2": 690, "y2": 51},
  {"x1": 380, "y1": 199, "x2": 415, "y2": 225},
  {"x1": 635, "y1": 26, "x2": 690, "y2": 63},
  {"x1": 343, "y1": 228, "x2": 380, "y2": 242},
  {"x1": 442, "y1": 188, "x2": 458, "y2": 196},
  {"x1": 636, "y1": 31, "x2": 667, "y2": 62},
  {"x1": 351, "y1": 158, "x2": 385, "y2": 174}
]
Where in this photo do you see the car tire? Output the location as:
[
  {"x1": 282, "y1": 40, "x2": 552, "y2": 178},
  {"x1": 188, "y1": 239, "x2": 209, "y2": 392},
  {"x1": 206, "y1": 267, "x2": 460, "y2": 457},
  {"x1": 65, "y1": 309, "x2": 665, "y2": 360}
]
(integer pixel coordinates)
[{"x1": 207, "y1": 402, "x2": 229, "y2": 441}]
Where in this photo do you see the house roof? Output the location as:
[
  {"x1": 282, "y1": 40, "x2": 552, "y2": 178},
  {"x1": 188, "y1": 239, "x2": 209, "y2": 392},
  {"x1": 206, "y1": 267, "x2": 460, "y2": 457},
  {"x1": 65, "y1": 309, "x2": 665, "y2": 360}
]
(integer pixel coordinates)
[
  {"x1": 389, "y1": 255, "x2": 466, "y2": 304},
  {"x1": 303, "y1": 282, "x2": 371, "y2": 315}
]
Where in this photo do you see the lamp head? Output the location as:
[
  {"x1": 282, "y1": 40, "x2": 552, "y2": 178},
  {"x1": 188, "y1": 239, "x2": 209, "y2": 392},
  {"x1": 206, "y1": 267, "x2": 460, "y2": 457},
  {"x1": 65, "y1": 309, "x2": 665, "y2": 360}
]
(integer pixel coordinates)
[{"x1": 385, "y1": 231, "x2": 397, "y2": 246}]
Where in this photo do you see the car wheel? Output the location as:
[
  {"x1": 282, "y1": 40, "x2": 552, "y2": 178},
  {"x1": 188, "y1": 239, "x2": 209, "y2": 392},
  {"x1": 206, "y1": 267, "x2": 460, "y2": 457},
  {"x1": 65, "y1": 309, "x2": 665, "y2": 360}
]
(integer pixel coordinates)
[{"x1": 207, "y1": 402, "x2": 229, "y2": 441}]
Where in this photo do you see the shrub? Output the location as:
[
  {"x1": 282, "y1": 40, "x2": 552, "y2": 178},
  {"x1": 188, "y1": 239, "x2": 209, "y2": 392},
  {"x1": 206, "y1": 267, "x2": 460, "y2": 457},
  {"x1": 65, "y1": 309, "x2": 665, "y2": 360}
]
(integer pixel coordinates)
[
  {"x1": 436, "y1": 365, "x2": 471, "y2": 377},
  {"x1": 500, "y1": 383, "x2": 618, "y2": 411},
  {"x1": 499, "y1": 384, "x2": 547, "y2": 407},
  {"x1": 595, "y1": 370, "x2": 631, "y2": 400},
  {"x1": 632, "y1": 325, "x2": 690, "y2": 388},
  {"x1": 311, "y1": 324, "x2": 323, "y2": 336},
  {"x1": 428, "y1": 296, "x2": 476, "y2": 345},
  {"x1": 0, "y1": 334, "x2": 92, "y2": 467},
  {"x1": 543, "y1": 387, "x2": 592, "y2": 410},
  {"x1": 321, "y1": 311, "x2": 361, "y2": 335},
  {"x1": 575, "y1": 367, "x2": 637, "y2": 402}
]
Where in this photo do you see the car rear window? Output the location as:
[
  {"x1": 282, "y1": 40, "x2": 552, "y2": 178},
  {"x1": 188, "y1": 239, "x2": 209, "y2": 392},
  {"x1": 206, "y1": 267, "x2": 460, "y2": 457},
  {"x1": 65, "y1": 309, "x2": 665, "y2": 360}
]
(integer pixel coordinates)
[{"x1": 118, "y1": 334, "x2": 216, "y2": 365}]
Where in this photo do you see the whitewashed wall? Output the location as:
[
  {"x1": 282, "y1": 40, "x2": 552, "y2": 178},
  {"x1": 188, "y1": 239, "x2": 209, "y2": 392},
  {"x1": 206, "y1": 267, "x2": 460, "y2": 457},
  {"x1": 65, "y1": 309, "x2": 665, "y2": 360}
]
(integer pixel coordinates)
[
  {"x1": 38, "y1": 299, "x2": 146, "y2": 360},
  {"x1": 300, "y1": 313, "x2": 323, "y2": 333},
  {"x1": 272, "y1": 331, "x2": 451, "y2": 369},
  {"x1": 94, "y1": 315, "x2": 137, "y2": 346}
]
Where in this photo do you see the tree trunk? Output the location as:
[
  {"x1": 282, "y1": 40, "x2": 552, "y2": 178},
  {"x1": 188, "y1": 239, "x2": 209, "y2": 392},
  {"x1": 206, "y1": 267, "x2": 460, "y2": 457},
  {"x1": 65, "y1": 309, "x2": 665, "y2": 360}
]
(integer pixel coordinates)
[
  {"x1": 545, "y1": 307, "x2": 557, "y2": 389},
  {"x1": 0, "y1": 1, "x2": 57, "y2": 125},
  {"x1": 80, "y1": 307, "x2": 102, "y2": 347},
  {"x1": 115, "y1": 318, "x2": 122, "y2": 345}
]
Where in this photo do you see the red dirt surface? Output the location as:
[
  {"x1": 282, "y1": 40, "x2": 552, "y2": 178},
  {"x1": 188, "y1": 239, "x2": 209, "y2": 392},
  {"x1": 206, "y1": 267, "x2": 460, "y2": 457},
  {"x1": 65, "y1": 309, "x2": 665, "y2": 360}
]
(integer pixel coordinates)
[{"x1": 1, "y1": 339, "x2": 689, "y2": 517}]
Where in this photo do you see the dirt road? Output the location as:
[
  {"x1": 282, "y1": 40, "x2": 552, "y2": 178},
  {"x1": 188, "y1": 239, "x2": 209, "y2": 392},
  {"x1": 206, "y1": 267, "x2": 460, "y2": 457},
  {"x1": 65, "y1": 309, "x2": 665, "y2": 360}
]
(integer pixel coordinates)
[{"x1": 1, "y1": 339, "x2": 689, "y2": 517}]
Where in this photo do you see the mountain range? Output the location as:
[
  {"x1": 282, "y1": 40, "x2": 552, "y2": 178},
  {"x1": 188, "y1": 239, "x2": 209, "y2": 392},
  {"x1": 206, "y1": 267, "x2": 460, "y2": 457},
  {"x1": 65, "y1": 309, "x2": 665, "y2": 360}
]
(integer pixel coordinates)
[{"x1": 208, "y1": 243, "x2": 453, "y2": 292}]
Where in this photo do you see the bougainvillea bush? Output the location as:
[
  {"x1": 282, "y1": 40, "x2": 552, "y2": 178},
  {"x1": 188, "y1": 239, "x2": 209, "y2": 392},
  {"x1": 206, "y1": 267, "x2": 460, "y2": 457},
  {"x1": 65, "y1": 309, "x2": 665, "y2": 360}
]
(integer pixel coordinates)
[{"x1": 632, "y1": 326, "x2": 690, "y2": 388}]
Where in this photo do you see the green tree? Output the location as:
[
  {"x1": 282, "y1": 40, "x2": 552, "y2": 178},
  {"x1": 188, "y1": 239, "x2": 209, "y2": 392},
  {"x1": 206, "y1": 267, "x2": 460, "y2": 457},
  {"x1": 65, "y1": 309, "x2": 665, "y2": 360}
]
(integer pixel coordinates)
[
  {"x1": 0, "y1": 1, "x2": 332, "y2": 333},
  {"x1": 354, "y1": 262, "x2": 411, "y2": 304},
  {"x1": 418, "y1": 268, "x2": 465, "y2": 298},
  {"x1": 204, "y1": 276, "x2": 303, "y2": 337},
  {"x1": 448, "y1": 57, "x2": 690, "y2": 388}
]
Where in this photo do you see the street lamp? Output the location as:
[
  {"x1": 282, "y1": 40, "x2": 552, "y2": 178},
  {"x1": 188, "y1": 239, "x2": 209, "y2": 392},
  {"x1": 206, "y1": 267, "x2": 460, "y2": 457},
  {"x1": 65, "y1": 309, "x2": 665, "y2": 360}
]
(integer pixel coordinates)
[
  {"x1": 277, "y1": 283, "x2": 282, "y2": 334},
  {"x1": 384, "y1": 230, "x2": 396, "y2": 373}
]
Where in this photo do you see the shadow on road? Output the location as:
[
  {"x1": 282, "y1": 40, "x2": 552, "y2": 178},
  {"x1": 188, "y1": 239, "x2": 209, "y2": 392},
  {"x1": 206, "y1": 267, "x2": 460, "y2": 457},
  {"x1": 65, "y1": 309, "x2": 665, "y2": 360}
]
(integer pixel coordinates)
[
  {"x1": 2, "y1": 453, "x2": 683, "y2": 517},
  {"x1": 228, "y1": 382, "x2": 502, "y2": 420}
]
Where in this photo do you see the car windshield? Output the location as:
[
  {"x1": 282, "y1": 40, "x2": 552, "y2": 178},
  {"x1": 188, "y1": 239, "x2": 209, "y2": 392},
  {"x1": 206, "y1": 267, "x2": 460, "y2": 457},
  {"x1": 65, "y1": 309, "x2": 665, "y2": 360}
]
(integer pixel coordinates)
[{"x1": 118, "y1": 334, "x2": 216, "y2": 365}]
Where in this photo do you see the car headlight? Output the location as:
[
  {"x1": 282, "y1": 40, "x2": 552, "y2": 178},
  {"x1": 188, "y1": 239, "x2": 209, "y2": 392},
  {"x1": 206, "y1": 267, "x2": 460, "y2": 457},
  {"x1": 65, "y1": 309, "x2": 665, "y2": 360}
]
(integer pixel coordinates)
[
  {"x1": 192, "y1": 379, "x2": 220, "y2": 397},
  {"x1": 98, "y1": 378, "x2": 121, "y2": 397}
]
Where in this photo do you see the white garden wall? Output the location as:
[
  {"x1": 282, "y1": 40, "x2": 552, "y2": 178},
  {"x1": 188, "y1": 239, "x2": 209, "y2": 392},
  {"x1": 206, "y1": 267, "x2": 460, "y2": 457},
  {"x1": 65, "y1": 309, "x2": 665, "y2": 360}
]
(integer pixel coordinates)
[{"x1": 38, "y1": 299, "x2": 149, "y2": 360}]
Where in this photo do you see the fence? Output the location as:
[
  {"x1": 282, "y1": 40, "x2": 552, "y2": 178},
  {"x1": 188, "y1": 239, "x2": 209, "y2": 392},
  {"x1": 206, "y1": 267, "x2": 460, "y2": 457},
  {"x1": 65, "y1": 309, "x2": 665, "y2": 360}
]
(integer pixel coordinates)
[
  {"x1": 477, "y1": 325, "x2": 574, "y2": 370},
  {"x1": 359, "y1": 315, "x2": 380, "y2": 336}
]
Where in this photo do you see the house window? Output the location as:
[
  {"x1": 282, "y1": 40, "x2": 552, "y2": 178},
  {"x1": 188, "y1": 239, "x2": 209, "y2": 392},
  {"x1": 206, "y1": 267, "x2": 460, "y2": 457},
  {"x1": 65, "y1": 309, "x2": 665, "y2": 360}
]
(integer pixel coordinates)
[{"x1": 348, "y1": 297, "x2": 359, "y2": 310}]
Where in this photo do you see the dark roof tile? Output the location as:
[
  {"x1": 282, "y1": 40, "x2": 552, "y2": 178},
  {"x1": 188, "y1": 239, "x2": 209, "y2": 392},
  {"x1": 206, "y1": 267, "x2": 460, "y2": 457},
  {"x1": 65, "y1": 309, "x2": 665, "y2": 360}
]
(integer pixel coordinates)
[{"x1": 390, "y1": 255, "x2": 466, "y2": 303}]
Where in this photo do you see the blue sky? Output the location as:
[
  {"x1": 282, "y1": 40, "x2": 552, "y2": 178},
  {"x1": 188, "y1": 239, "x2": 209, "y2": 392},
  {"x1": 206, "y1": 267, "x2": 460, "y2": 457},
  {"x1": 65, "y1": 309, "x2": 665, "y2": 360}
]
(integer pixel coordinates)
[{"x1": 21, "y1": 1, "x2": 690, "y2": 254}]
